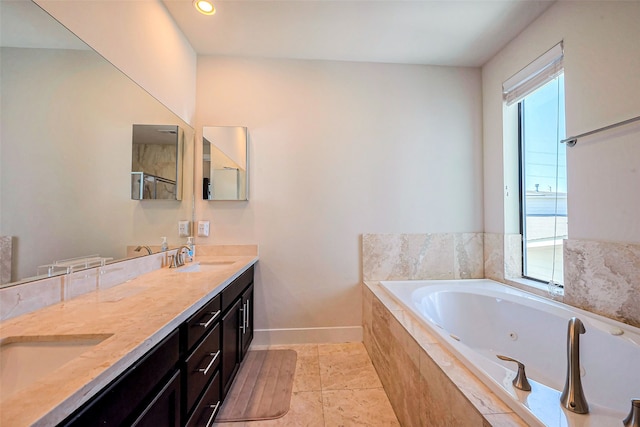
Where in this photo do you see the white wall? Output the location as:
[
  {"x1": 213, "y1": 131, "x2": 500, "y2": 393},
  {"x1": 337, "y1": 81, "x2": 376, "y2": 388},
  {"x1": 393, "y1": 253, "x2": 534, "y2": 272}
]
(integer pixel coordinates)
[
  {"x1": 483, "y1": 1, "x2": 640, "y2": 242},
  {"x1": 35, "y1": 0, "x2": 197, "y2": 126},
  {"x1": 195, "y1": 57, "x2": 482, "y2": 341}
]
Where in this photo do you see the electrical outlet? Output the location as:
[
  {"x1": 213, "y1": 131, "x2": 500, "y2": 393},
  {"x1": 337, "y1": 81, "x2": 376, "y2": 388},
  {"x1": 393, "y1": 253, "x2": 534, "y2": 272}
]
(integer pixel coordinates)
[
  {"x1": 178, "y1": 220, "x2": 190, "y2": 237},
  {"x1": 197, "y1": 221, "x2": 210, "y2": 237}
]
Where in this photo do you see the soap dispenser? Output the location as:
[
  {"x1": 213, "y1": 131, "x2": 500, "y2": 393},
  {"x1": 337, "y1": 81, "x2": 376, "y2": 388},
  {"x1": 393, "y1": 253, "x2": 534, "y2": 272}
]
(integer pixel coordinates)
[
  {"x1": 161, "y1": 237, "x2": 168, "y2": 252},
  {"x1": 187, "y1": 236, "x2": 195, "y2": 260}
]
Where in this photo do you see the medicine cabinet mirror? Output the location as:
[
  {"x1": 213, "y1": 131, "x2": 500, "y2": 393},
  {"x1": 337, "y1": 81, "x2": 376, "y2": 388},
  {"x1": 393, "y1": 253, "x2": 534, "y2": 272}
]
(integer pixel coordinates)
[
  {"x1": 131, "y1": 124, "x2": 184, "y2": 200},
  {"x1": 202, "y1": 126, "x2": 249, "y2": 201}
]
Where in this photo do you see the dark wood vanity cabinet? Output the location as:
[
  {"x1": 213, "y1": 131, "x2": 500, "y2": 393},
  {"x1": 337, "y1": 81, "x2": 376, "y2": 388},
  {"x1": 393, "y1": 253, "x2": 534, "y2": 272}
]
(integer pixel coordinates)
[
  {"x1": 58, "y1": 265, "x2": 254, "y2": 427},
  {"x1": 184, "y1": 264, "x2": 254, "y2": 424}
]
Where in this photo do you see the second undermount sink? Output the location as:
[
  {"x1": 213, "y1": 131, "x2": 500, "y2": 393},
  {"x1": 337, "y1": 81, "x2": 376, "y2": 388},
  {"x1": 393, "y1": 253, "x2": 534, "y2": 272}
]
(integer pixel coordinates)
[
  {"x1": 0, "y1": 334, "x2": 112, "y2": 399},
  {"x1": 176, "y1": 260, "x2": 235, "y2": 273}
]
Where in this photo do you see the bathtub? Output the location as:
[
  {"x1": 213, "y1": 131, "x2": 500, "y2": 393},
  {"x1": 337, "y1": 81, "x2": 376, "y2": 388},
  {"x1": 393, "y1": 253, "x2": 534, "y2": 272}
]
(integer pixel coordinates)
[{"x1": 379, "y1": 279, "x2": 640, "y2": 427}]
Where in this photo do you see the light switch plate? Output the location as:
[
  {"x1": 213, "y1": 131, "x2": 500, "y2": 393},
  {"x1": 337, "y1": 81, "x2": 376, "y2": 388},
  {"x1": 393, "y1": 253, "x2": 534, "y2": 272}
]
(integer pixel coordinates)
[
  {"x1": 197, "y1": 221, "x2": 210, "y2": 237},
  {"x1": 178, "y1": 220, "x2": 190, "y2": 237}
]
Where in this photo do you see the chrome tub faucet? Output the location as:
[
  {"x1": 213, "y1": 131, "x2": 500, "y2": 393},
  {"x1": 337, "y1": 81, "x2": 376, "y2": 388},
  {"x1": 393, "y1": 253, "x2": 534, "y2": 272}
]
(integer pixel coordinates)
[
  {"x1": 624, "y1": 399, "x2": 640, "y2": 427},
  {"x1": 560, "y1": 317, "x2": 589, "y2": 414},
  {"x1": 496, "y1": 355, "x2": 531, "y2": 391}
]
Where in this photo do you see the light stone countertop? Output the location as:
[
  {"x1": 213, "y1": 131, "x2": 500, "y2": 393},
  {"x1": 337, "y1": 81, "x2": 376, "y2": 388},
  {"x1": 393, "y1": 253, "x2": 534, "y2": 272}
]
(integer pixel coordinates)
[{"x1": 0, "y1": 254, "x2": 258, "y2": 427}]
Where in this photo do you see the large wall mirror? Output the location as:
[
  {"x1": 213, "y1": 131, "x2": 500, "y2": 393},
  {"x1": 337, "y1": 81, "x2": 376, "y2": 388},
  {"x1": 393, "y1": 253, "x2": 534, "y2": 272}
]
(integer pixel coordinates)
[
  {"x1": 0, "y1": 1, "x2": 194, "y2": 286},
  {"x1": 203, "y1": 126, "x2": 249, "y2": 201}
]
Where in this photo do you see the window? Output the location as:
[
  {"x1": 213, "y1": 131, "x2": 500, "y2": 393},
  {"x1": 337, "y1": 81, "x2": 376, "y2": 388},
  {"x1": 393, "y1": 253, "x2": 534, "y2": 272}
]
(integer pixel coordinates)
[{"x1": 518, "y1": 75, "x2": 566, "y2": 284}]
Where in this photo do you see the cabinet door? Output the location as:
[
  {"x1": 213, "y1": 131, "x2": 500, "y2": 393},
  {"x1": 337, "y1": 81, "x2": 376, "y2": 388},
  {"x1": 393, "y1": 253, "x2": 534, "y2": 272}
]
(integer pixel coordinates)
[
  {"x1": 131, "y1": 370, "x2": 181, "y2": 427},
  {"x1": 240, "y1": 283, "x2": 254, "y2": 359},
  {"x1": 221, "y1": 298, "x2": 241, "y2": 398}
]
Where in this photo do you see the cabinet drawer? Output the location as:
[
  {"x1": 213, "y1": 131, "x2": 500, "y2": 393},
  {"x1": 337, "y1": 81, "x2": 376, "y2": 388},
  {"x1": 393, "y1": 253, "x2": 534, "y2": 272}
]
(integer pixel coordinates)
[
  {"x1": 185, "y1": 323, "x2": 221, "y2": 414},
  {"x1": 185, "y1": 294, "x2": 221, "y2": 351},
  {"x1": 185, "y1": 370, "x2": 221, "y2": 427},
  {"x1": 62, "y1": 330, "x2": 180, "y2": 426},
  {"x1": 131, "y1": 370, "x2": 181, "y2": 427}
]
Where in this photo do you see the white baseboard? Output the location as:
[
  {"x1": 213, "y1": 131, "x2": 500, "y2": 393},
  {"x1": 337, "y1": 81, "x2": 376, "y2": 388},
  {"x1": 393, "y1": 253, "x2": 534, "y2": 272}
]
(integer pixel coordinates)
[{"x1": 252, "y1": 326, "x2": 363, "y2": 346}]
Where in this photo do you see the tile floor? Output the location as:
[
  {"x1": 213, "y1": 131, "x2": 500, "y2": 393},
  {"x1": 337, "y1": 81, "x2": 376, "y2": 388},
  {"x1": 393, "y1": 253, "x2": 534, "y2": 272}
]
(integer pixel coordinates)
[{"x1": 213, "y1": 342, "x2": 400, "y2": 427}]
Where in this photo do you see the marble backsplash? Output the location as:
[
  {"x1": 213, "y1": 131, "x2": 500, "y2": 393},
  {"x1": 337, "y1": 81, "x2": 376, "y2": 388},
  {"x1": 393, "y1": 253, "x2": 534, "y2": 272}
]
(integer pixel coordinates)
[
  {"x1": 364, "y1": 232, "x2": 640, "y2": 328},
  {"x1": 362, "y1": 233, "x2": 484, "y2": 281},
  {"x1": 0, "y1": 251, "x2": 167, "y2": 321},
  {"x1": 564, "y1": 238, "x2": 640, "y2": 328},
  {"x1": 0, "y1": 244, "x2": 259, "y2": 322}
]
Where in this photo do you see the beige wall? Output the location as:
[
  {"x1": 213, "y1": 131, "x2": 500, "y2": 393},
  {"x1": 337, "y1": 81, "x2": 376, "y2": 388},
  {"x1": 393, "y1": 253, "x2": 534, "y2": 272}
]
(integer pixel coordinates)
[
  {"x1": 35, "y1": 0, "x2": 197, "y2": 126},
  {"x1": 195, "y1": 56, "x2": 483, "y2": 342},
  {"x1": 482, "y1": 1, "x2": 640, "y2": 242}
]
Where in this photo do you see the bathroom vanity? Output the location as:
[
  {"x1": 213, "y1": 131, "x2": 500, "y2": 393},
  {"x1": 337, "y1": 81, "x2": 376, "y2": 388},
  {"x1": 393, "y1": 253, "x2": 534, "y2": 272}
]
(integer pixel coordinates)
[{"x1": 0, "y1": 254, "x2": 257, "y2": 427}]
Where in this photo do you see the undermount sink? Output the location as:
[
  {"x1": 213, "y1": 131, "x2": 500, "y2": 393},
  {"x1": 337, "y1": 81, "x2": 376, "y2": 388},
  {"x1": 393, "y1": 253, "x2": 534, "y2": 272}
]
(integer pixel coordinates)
[
  {"x1": 0, "y1": 334, "x2": 112, "y2": 399},
  {"x1": 175, "y1": 260, "x2": 235, "y2": 273}
]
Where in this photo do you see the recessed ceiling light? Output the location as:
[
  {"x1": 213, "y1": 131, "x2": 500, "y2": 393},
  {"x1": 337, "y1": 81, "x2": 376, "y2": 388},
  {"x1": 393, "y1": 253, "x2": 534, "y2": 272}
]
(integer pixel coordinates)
[{"x1": 193, "y1": 0, "x2": 215, "y2": 15}]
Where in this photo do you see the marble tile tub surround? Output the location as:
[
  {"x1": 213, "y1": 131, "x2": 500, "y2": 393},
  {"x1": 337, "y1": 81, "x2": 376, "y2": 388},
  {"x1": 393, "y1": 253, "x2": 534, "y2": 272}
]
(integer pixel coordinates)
[
  {"x1": 483, "y1": 233, "x2": 522, "y2": 283},
  {"x1": 362, "y1": 281, "x2": 526, "y2": 426},
  {"x1": 484, "y1": 233, "x2": 640, "y2": 328},
  {"x1": 0, "y1": 244, "x2": 259, "y2": 322},
  {"x1": 564, "y1": 238, "x2": 640, "y2": 328},
  {"x1": 362, "y1": 233, "x2": 484, "y2": 281},
  {"x1": 0, "y1": 253, "x2": 258, "y2": 426}
]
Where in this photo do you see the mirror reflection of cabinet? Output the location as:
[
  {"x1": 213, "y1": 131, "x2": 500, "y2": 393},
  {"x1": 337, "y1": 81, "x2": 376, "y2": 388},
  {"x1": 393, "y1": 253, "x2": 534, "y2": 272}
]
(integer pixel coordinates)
[
  {"x1": 202, "y1": 127, "x2": 248, "y2": 201},
  {"x1": 131, "y1": 124, "x2": 184, "y2": 200}
]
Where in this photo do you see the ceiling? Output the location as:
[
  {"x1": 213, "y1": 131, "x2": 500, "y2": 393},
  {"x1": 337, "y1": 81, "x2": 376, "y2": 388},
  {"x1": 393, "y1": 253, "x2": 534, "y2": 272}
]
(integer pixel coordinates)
[{"x1": 163, "y1": 0, "x2": 555, "y2": 67}]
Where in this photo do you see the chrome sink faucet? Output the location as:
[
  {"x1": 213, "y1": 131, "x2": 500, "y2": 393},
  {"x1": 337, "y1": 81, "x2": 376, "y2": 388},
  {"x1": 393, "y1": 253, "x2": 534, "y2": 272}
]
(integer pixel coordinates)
[
  {"x1": 560, "y1": 317, "x2": 589, "y2": 414},
  {"x1": 176, "y1": 245, "x2": 192, "y2": 266},
  {"x1": 134, "y1": 245, "x2": 153, "y2": 255}
]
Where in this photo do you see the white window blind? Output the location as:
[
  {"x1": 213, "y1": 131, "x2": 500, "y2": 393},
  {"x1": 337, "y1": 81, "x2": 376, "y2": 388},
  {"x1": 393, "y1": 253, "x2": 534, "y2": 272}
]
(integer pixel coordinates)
[{"x1": 503, "y1": 42, "x2": 564, "y2": 106}]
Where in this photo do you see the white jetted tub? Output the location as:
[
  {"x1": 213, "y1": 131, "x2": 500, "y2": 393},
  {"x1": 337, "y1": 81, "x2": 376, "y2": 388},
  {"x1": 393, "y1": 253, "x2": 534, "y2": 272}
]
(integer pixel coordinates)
[{"x1": 379, "y1": 279, "x2": 640, "y2": 427}]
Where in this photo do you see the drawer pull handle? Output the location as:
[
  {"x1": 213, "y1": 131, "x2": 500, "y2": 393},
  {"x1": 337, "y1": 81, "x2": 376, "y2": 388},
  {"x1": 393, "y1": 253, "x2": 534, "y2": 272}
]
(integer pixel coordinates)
[
  {"x1": 205, "y1": 401, "x2": 221, "y2": 427},
  {"x1": 245, "y1": 299, "x2": 250, "y2": 329},
  {"x1": 198, "y1": 350, "x2": 221, "y2": 376},
  {"x1": 240, "y1": 306, "x2": 246, "y2": 334},
  {"x1": 198, "y1": 310, "x2": 221, "y2": 328}
]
